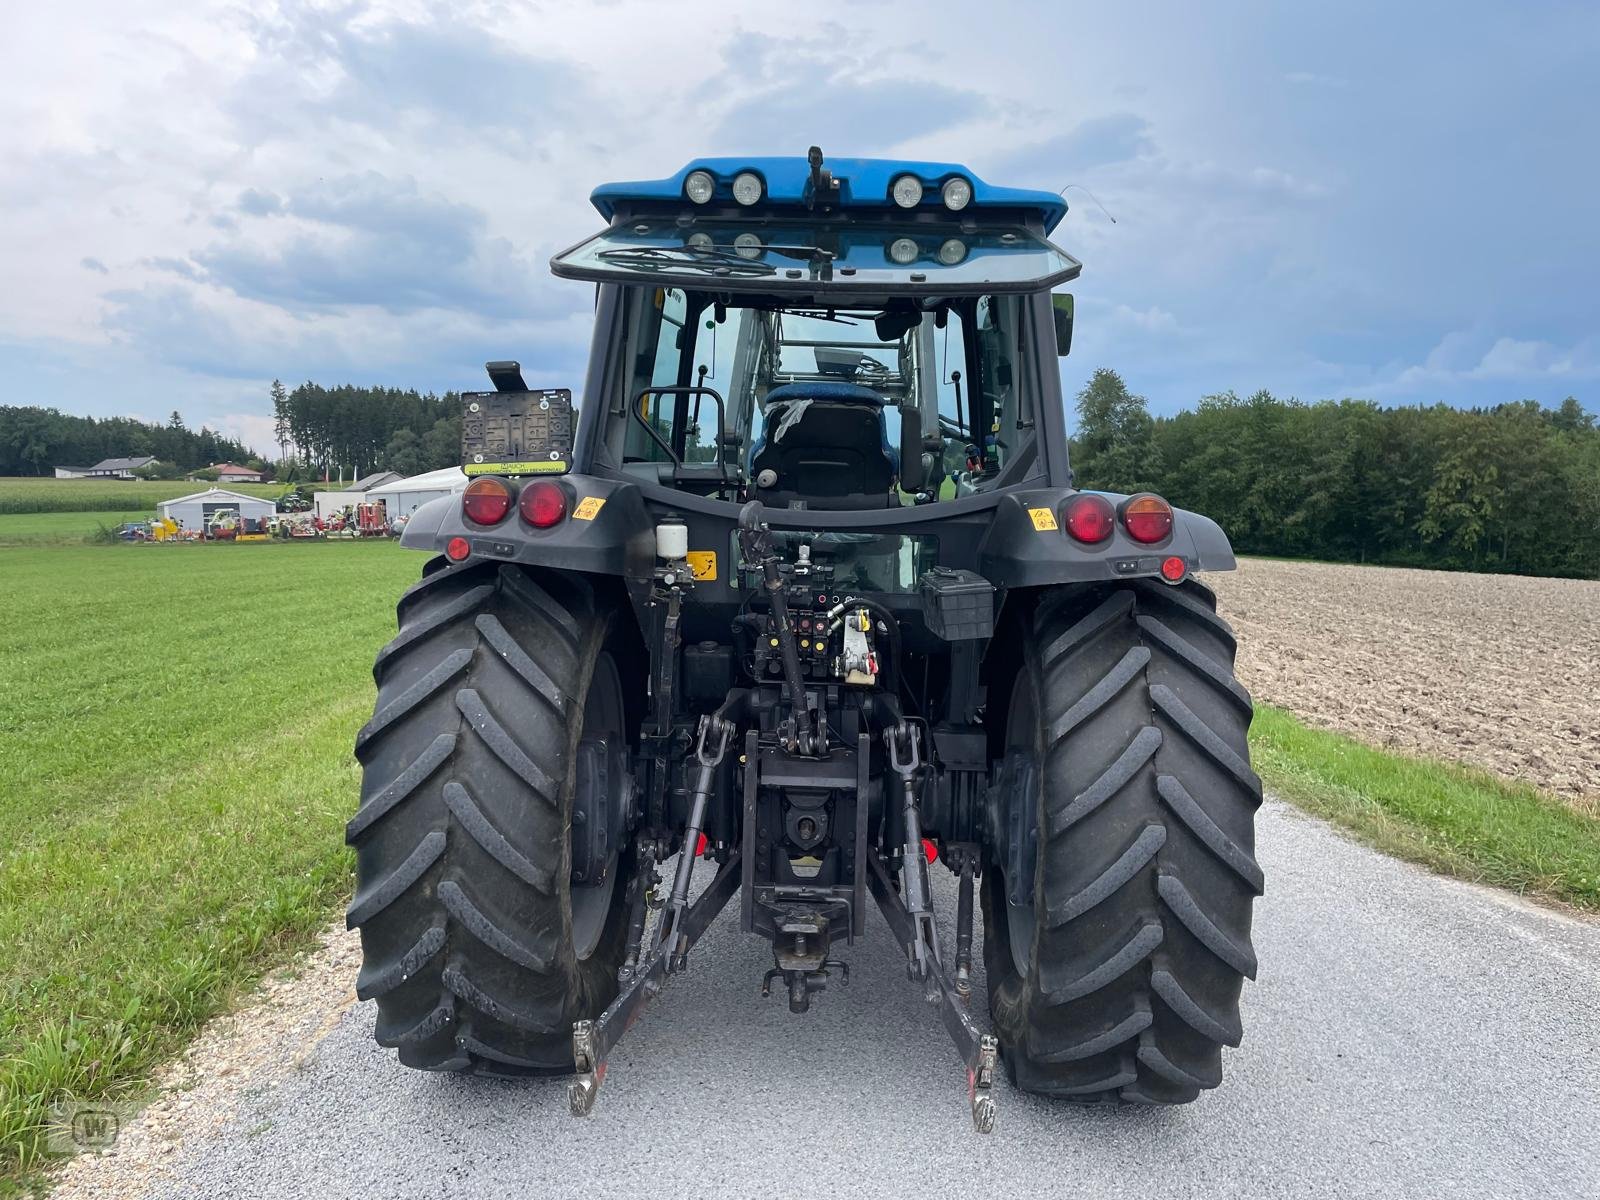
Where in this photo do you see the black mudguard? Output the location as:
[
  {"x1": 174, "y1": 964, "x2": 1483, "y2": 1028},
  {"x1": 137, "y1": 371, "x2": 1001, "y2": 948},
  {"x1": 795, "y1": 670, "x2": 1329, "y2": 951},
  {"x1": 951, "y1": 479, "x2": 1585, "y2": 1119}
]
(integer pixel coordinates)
[
  {"x1": 976, "y1": 489, "x2": 1235, "y2": 589},
  {"x1": 400, "y1": 474, "x2": 655, "y2": 584}
]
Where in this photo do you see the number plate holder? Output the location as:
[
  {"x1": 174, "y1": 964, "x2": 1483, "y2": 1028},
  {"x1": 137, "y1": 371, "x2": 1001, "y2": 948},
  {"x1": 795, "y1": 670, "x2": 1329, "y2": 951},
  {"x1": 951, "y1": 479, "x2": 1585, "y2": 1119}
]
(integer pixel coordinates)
[{"x1": 461, "y1": 388, "x2": 574, "y2": 476}]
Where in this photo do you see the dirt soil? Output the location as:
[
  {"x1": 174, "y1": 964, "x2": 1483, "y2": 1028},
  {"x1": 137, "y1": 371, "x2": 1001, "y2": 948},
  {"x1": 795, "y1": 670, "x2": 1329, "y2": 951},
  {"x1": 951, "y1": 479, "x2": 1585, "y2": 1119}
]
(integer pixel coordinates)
[{"x1": 1210, "y1": 558, "x2": 1600, "y2": 814}]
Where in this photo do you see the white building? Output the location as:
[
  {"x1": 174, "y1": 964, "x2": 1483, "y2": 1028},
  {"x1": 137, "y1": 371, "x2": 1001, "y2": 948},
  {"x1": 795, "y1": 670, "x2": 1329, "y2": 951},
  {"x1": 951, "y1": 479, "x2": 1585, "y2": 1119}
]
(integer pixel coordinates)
[
  {"x1": 85, "y1": 456, "x2": 157, "y2": 479},
  {"x1": 156, "y1": 487, "x2": 277, "y2": 529},
  {"x1": 365, "y1": 467, "x2": 468, "y2": 519},
  {"x1": 312, "y1": 470, "x2": 404, "y2": 521}
]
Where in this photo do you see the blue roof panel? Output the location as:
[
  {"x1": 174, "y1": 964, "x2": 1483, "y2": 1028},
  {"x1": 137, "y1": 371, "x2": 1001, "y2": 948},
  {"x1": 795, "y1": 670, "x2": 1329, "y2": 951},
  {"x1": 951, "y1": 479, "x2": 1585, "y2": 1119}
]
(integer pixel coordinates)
[{"x1": 590, "y1": 157, "x2": 1069, "y2": 232}]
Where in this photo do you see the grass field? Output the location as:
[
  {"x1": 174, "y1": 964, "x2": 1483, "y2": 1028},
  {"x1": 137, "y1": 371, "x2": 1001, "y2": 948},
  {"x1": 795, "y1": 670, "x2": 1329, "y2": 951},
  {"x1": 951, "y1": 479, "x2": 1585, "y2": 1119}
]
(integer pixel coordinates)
[
  {"x1": 1253, "y1": 706, "x2": 1600, "y2": 908},
  {"x1": 0, "y1": 540, "x2": 420, "y2": 1187},
  {"x1": 0, "y1": 510, "x2": 155, "y2": 545},
  {"x1": 0, "y1": 477, "x2": 286, "y2": 514},
  {"x1": 2, "y1": 544, "x2": 1596, "y2": 1191}
]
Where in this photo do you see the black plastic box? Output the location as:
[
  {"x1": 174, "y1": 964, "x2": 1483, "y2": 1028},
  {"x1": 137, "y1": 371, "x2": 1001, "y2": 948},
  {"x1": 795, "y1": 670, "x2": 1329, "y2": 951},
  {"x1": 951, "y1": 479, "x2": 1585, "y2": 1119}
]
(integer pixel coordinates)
[{"x1": 919, "y1": 568, "x2": 995, "y2": 641}]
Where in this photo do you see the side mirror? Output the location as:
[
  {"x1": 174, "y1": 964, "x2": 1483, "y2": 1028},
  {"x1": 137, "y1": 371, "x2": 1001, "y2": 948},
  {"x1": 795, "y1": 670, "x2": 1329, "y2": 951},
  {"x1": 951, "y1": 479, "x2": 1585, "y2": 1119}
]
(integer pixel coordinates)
[
  {"x1": 1051, "y1": 293, "x2": 1074, "y2": 357},
  {"x1": 897, "y1": 402, "x2": 926, "y2": 492}
]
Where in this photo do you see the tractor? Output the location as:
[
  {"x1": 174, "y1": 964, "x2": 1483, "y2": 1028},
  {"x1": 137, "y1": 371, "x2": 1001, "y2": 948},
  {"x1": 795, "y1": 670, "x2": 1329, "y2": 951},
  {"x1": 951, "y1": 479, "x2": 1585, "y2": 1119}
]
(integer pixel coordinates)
[{"x1": 347, "y1": 151, "x2": 1261, "y2": 1130}]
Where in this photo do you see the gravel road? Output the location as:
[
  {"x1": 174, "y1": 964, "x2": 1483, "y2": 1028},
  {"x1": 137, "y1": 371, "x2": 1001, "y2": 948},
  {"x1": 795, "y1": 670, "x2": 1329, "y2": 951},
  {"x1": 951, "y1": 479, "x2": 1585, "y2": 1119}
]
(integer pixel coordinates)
[{"x1": 57, "y1": 801, "x2": 1600, "y2": 1200}]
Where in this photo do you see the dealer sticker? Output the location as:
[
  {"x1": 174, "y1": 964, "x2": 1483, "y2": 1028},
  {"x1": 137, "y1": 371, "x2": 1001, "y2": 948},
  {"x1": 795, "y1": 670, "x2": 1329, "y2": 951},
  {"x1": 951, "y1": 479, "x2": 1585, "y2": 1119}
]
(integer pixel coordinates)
[
  {"x1": 573, "y1": 496, "x2": 605, "y2": 521},
  {"x1": 1027, "y1": 507, "x2": 1059, "y2": 532}
]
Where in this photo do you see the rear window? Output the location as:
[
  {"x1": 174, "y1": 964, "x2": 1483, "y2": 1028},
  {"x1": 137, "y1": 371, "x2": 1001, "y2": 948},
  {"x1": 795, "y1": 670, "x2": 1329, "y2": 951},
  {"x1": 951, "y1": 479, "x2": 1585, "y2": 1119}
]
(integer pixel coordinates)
[{"x1": 553, "y1": 218, "x2": 1080, "y2": 296}]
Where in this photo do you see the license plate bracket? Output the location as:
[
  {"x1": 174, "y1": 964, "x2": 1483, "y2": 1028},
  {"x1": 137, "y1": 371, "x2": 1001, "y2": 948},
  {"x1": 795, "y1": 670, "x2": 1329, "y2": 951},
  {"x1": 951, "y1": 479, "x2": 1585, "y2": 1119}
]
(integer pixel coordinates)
[{"x1": 461, "y1": 388, "x2": 574, "y2": 476}]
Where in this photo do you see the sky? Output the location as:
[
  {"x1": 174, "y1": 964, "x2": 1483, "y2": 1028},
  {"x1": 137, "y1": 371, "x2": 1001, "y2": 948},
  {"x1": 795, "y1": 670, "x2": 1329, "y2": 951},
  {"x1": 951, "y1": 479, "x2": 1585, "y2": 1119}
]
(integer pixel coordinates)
[{"x1": 2, "y1": 0, "x2": 1597, "y2": 454}]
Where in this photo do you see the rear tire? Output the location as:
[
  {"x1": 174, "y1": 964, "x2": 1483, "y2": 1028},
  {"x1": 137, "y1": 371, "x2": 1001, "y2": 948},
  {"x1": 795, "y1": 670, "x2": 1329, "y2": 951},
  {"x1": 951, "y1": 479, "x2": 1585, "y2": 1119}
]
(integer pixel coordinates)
[
  {"x1": 984, "y1": 578, "x2": 1263, "y2": 1103},
  {"x1": 347, "y1": 559, "x2": 634, "y2": 1074}
]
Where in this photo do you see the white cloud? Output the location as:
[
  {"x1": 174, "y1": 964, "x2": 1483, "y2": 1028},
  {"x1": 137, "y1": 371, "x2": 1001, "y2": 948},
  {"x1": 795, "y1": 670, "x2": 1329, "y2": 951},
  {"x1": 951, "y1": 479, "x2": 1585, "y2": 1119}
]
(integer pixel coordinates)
[{"x1": 1386, "y1": 330, "x2": 1600, "y2": 392}]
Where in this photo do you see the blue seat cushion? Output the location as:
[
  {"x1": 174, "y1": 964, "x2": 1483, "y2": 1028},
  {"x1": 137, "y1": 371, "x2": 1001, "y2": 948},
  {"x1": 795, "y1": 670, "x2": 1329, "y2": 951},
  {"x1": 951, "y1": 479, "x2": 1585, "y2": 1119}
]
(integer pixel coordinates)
[{"x1": 763, "y1": 382, "x2": 887, "y2": 406}]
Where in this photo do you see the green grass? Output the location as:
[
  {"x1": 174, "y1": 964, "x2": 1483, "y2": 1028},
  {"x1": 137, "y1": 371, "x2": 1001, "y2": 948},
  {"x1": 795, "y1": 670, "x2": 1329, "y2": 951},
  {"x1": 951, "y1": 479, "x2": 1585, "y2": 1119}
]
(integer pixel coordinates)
[
  {"x1": 0, "y1": 511, "x2": 155, "y2": 545},
  {"x1": 0, "y1": 540, "x2": 421, "y2": 1191},
  {"x1": 1252, "y1": 705, "x2": 1600, "y2": 909},
  {"x1": 0, "y1": 477, "x2": 286, "y2": 514}
]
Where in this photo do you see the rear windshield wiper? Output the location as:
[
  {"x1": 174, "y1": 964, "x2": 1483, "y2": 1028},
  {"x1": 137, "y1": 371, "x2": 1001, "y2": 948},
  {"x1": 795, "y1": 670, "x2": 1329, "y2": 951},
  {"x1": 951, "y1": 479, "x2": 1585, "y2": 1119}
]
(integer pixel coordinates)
[{"x1": 596, "y1": 246, "x2": 775, "y2": 277}]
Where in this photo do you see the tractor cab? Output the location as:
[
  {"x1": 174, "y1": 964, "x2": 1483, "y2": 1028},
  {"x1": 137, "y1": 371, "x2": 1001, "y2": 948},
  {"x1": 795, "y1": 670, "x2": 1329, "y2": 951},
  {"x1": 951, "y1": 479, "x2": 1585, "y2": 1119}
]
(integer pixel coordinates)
[{"x1": 550, "y1": 152, "x2": 1082, "y2": 511}]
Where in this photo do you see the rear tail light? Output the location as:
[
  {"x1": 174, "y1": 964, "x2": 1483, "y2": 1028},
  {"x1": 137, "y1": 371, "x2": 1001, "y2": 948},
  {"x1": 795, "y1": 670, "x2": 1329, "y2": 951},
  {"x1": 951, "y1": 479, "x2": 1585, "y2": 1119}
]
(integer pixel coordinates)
[
  {"x1": 1062, "y1": 493, "x2": 1116, "y2": 543},
  {"x1": 462, "y1": 477, "x2": 513, "y2": 525},
  {"x1": 1122, "y1": 494, "x2": 1174, "y2": 544},
  {"x1": 519, "y1": 480, "x2": 568, "y2": 529}
]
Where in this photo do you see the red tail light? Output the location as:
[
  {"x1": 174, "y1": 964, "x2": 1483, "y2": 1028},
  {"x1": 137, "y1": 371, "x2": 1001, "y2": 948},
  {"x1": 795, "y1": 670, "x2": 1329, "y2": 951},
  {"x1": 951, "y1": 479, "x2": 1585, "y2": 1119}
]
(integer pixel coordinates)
[
  {"x1": 445, "y1": 536, "x2": 471, "y2": 562},
  {"x1": 1122, "y1": 494, "x2": 1174, "y2": 544},
  {"x1": 1062, "y1": 493, "x2": 1116, "y2": 543},
  {"x1": 462, "y1": 477, "x2": 513, "y2": 525},
  {"x1": 519, "y1": 480, "x2": 568, "y2": 529}
]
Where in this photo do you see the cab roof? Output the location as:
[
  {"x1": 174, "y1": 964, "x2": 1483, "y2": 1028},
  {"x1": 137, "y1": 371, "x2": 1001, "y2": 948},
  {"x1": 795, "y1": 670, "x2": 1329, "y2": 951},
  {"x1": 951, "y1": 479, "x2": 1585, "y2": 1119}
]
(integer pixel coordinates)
[{"x1": 590, "y1": 156, "x2": 1069, "y2": 233}]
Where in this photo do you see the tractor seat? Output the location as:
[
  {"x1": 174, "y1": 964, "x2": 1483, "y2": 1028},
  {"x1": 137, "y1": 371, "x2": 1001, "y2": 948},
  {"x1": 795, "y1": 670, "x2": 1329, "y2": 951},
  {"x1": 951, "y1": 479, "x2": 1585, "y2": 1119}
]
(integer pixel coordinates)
[{"x1": 749, "y1": 383, "x2": 899, "y2": 510}]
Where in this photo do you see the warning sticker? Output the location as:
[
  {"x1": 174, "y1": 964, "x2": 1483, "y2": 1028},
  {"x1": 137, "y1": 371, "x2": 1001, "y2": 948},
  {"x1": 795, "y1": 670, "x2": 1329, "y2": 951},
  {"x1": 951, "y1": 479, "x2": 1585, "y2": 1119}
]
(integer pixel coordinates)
[
  {"x1": 573, "y1": 496, "x2": 606, "y2": 521},
  {"x1": 686, "y1": 550, "x2": 717, "y2": 581},
  {"x1": 1028, "y1": 507, "x2": 1059, "y2": 532}
]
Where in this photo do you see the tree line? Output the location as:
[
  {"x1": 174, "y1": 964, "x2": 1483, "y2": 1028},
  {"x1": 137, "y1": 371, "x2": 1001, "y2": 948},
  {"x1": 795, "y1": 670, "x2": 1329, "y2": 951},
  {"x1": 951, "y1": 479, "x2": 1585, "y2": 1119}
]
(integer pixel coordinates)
[
  {"x1": 0, "y1": 407, "x2": 259, "y2": 476},
  {"x1": 270, "y1": 381, "x2": 462, "y2": 481},
  {"x1": 1071, "y1": 368, "x2": 1600, "y2": 579}
]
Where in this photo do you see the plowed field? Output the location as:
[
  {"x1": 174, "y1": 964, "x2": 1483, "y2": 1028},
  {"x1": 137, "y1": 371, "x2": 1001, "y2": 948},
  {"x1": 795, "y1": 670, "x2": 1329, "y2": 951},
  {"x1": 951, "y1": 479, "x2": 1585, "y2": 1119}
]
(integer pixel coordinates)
[{"x1": 1211, "y1": 558, "x2": 1600, "y2": 813}]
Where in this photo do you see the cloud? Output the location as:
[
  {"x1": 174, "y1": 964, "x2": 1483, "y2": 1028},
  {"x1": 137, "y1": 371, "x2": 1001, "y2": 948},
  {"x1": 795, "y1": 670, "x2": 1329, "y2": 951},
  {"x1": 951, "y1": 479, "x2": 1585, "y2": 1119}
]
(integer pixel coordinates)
[
  {"x1": 4, "y1": 1, "x2": 1597, "y2": 434},
  {"x1": 213, "y1": 411, "x2": 280, "y2": 451},
  {"x1": 1385, "y1": 330, "x2": 1600, "y2": 392},
  {"x1": 706, "y1": 27, "x2": 989, "y2": 151},
  {"x1": 1285, "y1": 71, "x2": 1349, "y2": 87},
  {"x1": 142, "y1": 256, "x2": 203, "y2": 280},
  {"x1": 227, "y1": 3, "x2": 595, "y2": 149},
  {"x1": 237, "y1": 188, "x2": 282, "y2": 217},
  {"x1": 994, "y1": 114, "x2": 1155, "y2": 184},
  {"x1": 190, "y1": 172, "x2": 558, "y2": 319}
]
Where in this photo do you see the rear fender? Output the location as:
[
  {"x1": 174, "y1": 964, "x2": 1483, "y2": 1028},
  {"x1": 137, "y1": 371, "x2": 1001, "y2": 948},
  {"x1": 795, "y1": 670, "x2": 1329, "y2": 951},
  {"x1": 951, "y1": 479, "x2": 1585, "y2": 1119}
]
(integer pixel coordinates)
[
  {"x1": 977, "y1": 489, "x2": 1234, "y2": 588},
  {"x1": 400, "y1": 474, "x2": 655, "y2": 585}
]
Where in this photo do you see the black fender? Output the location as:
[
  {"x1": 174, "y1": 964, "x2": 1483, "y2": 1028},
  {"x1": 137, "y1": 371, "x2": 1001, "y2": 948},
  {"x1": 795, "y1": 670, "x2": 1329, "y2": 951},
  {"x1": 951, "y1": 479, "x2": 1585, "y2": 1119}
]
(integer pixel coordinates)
[
  {"x1": 977, "y1": 489, "x2": 1235, "y2": 589},
  {"x1": 400, "y1": 474, "x2": 656, "y2": 586}
]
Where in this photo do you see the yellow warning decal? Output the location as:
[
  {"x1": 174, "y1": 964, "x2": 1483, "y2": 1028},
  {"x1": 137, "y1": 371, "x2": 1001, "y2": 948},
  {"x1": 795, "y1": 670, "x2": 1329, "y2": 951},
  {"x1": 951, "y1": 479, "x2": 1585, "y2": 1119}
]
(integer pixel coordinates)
[
  {"x1": 686, "y1": 550, "x2": 717, "y2": 581},
  {"x1": 1028, "y1": 507, "x2": 1059, "y2": 532},
  {"x1": 573, "y1": 496, "x2": 605, "y2": 521}
]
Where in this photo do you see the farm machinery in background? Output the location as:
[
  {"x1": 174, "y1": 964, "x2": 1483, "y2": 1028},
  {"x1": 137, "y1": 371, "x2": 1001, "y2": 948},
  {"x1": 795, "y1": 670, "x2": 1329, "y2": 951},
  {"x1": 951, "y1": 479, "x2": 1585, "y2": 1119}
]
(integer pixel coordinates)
[{"x1": 347, "y1": 151, "x2": 1262, "y2": 1132}]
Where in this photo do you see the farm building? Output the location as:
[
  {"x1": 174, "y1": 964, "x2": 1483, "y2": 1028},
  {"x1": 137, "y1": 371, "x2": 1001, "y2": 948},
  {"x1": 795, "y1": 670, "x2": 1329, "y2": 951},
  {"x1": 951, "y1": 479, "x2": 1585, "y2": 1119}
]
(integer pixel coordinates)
[
  {"x1": 54, "y1": 465, "x2": 92, "y2": 478},
  {"x1": 312, "y1": 470, "x2": 402, "y2": 520},
  {"x1": 156, "y1": 487, "x2": 277, "y2": 529},
  {"x1": 204, "y1": 462, "x2": 267, "y2": 484},
  {"x1": 83, "y1": 456, "x2": 158, "y2": 479},
  {"x1": 365, "y1": 466, "x2": 468, "y2": 519}
]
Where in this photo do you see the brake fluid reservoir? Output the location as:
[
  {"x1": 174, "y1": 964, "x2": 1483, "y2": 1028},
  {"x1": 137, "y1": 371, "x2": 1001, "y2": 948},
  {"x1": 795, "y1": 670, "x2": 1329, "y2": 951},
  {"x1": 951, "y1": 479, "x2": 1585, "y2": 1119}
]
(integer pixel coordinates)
[{"x1": 655, "y1": 518, "x2": 688, "y2": 560}]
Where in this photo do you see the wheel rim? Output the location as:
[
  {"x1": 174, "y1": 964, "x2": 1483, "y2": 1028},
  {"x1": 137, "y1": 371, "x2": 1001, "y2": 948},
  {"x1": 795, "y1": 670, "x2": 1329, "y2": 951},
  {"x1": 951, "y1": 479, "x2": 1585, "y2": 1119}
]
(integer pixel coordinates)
[
  {"x1": 1002, "y1": 668, "x2": 1038, "y2": 978},
  {"x1": 570, "y1": 652, "x2": 624, "y2": 960}
]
